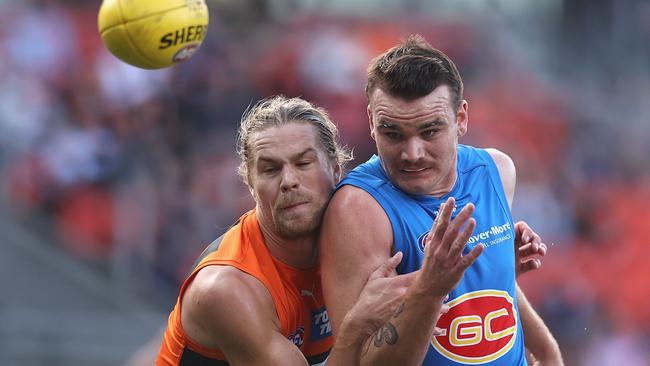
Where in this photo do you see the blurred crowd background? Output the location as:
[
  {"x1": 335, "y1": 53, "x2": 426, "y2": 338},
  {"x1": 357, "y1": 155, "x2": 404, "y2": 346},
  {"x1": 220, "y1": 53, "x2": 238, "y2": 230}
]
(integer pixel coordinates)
[{"x1": 1, "y1": 0, "x2": 649, "y2": 365}]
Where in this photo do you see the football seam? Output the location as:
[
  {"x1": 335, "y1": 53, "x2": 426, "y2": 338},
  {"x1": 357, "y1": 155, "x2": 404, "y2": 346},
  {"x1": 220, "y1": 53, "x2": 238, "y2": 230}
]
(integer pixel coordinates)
[
  {"x1": 119, "y1": 2, "x2": 190, "y2": 28},
  {"x1": 99, "y1": 2, "x2": 191, "y2": 33}
]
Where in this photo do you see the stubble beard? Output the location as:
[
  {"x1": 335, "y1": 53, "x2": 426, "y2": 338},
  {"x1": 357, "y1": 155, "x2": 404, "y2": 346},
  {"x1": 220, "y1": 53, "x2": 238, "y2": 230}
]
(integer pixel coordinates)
[{"x1": 273, "y1": 202, "x2": 325, "y2": 239}]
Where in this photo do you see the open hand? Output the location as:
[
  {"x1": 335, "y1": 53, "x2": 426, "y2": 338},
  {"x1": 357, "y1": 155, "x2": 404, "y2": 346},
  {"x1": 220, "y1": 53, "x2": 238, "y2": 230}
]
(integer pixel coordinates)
[{"x1": 416, "y1": 197, "x2": 484, "y2": 297}]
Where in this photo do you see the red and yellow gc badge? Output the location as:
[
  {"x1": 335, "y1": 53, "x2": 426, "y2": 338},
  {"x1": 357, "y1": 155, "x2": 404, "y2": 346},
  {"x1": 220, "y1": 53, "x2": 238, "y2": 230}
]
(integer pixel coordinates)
[{"x1": 433, "y1": 290, "x2": 518, "y2": 364}]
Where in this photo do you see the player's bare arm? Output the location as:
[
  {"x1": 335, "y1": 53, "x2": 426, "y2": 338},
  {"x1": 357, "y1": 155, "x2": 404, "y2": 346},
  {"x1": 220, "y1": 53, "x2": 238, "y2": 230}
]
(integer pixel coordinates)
[
  {"x1": 320, "y1": 186, "x2": 395, "y2": 339},
  {"x1": 181, "y1": 266, "x2": 308, "y2": 366},
  {"x1": 516, "y1": 286, "x2": 563, "y2": 365},
  {"x1": 182, "y1": 253, "x2": 418, "y2": 366},
  {"x1": 487, "y1": 148, "x2": 548, "y2": 275},
  {"x1": 321, "y1": 187, "x2": 482, "y2": 366},
  {"x1": 487, "y1": 148, "x2": 563, "y2": 365},
  {"x1": 327, "y1": 252, "x2": 417, "y2": 365}
]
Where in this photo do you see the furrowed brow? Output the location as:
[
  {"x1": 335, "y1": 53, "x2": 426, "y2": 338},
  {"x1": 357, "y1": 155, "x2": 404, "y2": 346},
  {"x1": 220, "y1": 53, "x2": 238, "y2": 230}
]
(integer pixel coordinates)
[
  {"x1": 256, "y1": 155, "x2": 279, "y2": 165},
  {"x1": 257, "y1": 147, "x2": 317, "y2": 164},
  {"x1": 293, "y1": 148, "x2": 317, "y2": 160},
  {"x1": 376, "y1": 119, "x2": 400, "y2": 130},
  {"x1": 417, "y1": 119, "x2": 447, "y2": 130}
]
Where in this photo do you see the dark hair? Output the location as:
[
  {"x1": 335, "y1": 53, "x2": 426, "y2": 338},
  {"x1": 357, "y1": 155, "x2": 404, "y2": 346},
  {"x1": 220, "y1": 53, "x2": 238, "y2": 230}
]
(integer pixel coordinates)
[
  {"x1": 365, "y1": 34, "x2": 464, "y2": 110},
  {"x1": 236, "y1": 95, "x2": 352, "y2": 186}
]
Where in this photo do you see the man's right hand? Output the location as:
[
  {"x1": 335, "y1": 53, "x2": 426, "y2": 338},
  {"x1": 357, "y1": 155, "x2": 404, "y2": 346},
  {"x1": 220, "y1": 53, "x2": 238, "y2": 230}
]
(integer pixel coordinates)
[
  {"x1": 321, "y1": 190, "x2": 485, "y2": 366},
  {"x1": 413, "y1": 197, "x2": 484, "y2": 298}
]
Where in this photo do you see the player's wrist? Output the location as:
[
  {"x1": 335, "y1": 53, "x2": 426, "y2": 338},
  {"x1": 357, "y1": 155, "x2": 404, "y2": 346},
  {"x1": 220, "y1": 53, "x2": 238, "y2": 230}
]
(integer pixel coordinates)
[
  {"x1": 340, "y1": 305, "x2": 379, "y2": 338},
  {"x1": 334, "y1": 313, "x2": 373, "y2": 356},
  {"x1": 409, "y1": 276, "x2": 449, "y2": 302}
]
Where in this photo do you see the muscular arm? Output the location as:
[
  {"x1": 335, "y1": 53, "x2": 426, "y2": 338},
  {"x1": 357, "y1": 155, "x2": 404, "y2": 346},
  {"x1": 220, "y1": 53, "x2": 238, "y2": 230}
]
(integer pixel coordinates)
[
  {"x1": 181, "y1": 266, "x2": 307, "y2": 366},
  {"x1": 181, "y1": 258, "x2": 410, "y2": 366},
  {"x1": 327, "y1": 252, "x2": 415, "y2": 365},
  {"x1": 516, "y1": 286, "x2": 562, "y2": 364},
  {"x1": 487, "y1": 148, "x2": 563, "y2": 365},
  {"x1": 320, "y1": 186, "x2": 481, "y2": 366}
]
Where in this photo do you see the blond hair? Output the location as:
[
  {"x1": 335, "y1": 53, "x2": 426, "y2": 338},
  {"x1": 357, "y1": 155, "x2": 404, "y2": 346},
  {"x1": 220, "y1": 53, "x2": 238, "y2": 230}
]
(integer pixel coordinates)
[{"x1": 236, "y1": 96, "x2": 352, "y2": 186}]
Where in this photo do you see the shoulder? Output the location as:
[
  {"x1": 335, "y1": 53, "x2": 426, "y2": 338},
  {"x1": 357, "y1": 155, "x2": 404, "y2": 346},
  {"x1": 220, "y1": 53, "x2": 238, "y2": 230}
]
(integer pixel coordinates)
[
  {"x1": 188, "y1": 265, "x2": 272, "y2": 308},
  {"x1": 330, "y1": 184, "x2": 380, "y2": 208},
  {"x1": 325, "y1": 184, "x2": 390, "y2": 230},
  {"x1": 181, "y1": 265, "x2": 278, "y2": 349},
  {"x1": 341, "y1": 156, "x2": 385, "y2": 185},
  {"x1": 485, "y1": 148, "x2": 516, "y2": 206},
  {"x1": 320, "y1": 184, "x2": 393, "y2": 269},
  {"x1": 485, "y1": 148, "x2": 515, "y2": 172}
]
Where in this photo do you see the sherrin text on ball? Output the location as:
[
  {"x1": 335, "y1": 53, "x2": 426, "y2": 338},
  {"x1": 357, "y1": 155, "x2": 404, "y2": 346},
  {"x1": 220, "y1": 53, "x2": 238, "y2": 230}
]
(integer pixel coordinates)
[{"x1": 98, "y1": 0, "x2": 209, "y2": 69}]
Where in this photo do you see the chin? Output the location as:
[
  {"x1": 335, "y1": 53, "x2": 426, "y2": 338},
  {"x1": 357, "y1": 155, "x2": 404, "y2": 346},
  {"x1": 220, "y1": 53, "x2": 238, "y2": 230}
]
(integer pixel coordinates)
[
  {"x1": 276, "y1": 216, "x2": 320, "y2": 238},
  {"x1": 396, "y1": 181, "x2": 430, "y2": 195},
  {"x1": 277, "y1": 223, "x2": 317, "y2": 239}
]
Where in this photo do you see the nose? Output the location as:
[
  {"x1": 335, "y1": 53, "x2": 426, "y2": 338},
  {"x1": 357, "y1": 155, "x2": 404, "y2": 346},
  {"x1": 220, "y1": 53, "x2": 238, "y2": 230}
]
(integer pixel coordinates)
[
  {"x1": 280, "y1": 166, "x2": 300, "y2": 192},
  {"x1": 401, "y1": 137, "x2": 425, "y2": 163}
]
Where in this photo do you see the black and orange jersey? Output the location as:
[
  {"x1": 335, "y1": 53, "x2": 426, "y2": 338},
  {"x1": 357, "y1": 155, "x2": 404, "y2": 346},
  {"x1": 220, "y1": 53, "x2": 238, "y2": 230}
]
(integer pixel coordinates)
[{"x1": 156, "y1": 209, "x2": 332, "y2": 365}]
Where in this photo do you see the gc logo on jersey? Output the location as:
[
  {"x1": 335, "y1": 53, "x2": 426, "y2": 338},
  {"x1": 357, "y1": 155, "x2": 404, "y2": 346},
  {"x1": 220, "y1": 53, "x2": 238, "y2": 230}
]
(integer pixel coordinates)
[
  {"x1": 417, "y1": 231, "x2": 430, "y2": 253},
  {"x1": 432, "y1": 290, "x2": 518, "y2": 364}
]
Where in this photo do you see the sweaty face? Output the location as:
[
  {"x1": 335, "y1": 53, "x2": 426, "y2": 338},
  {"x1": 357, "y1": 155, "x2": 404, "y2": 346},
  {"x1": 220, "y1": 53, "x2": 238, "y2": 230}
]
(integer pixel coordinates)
[
  {"x1": 248, "y1": 122, "x2": 337, "y2": 239},
  {"x1": 368, "y1": 85, "x2": 468, "y2": 196}
]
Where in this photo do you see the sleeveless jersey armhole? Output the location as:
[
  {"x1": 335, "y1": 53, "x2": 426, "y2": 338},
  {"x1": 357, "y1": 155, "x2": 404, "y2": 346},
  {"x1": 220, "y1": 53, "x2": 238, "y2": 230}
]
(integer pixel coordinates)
[{"x1": 476, "y1": 149, "x2": 515, "y2": 224}]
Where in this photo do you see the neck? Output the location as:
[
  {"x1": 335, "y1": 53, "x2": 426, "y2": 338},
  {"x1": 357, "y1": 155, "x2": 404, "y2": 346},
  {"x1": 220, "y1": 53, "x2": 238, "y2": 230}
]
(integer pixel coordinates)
[{"x1": 258, "y1": 220, "x2": 319, "y2": 269}]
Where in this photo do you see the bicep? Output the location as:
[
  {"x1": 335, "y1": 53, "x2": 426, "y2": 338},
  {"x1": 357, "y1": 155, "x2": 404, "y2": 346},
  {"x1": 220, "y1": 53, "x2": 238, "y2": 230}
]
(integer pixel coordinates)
[
  {"x1": 181, "y1": 266, "x2": 307, "y2": 366},
  {"x1": 319, "y1": 186, "x2": 393, "y2": 336}
]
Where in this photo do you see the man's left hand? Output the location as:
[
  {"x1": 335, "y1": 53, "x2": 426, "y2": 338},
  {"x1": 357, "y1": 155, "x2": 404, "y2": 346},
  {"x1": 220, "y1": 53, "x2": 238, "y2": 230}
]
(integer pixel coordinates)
[{"x1": 514, "y1": 221, "x2": 547, "y2": 277}]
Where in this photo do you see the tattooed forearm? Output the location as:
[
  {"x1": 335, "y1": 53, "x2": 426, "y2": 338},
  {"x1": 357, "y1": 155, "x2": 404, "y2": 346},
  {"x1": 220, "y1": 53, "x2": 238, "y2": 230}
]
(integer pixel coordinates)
[
  {"x1": 373, "y1": 322, "x2": 398, "y2": 347},
  {"x1": 372, "y1": 302, "x2": 405, "y2": 348},
  {"x1": 393, "y1": 302, "x2": 405, "y2": 317}
]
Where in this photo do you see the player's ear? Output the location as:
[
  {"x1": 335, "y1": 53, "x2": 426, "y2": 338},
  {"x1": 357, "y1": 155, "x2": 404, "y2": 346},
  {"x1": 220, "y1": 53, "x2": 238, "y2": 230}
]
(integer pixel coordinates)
[
  {"x1": 456, "y1": 100, "x2": 468, "y2": 137},
  {"x1": 246, "y1": 174, "x2": 256, "y2": 199},
  {"x1": 367, "y1": 105, "x2": 376, "y2": 141},
  {"x1": 333, "y1": 164, "x2": 342, "y2": 183}
]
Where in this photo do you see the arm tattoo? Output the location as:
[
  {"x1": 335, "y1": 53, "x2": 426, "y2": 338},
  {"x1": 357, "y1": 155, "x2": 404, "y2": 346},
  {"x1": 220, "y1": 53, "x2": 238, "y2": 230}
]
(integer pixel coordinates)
[
  {"x1": 372, "y1": 302, "x2": 405, "y2": 348},
  {"x1": 393, "y1": 302, "x2": 405, "y2": 317},
  {"x1": 373, "y1": 322, "x2": 399, "y2": 347}
]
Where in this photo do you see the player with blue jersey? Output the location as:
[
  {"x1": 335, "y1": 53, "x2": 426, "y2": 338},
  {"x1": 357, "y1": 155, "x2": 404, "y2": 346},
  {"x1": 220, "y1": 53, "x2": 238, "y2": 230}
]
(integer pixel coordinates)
[{"x1": 319, "y1": 35, "x2": 563, "y2": 365}]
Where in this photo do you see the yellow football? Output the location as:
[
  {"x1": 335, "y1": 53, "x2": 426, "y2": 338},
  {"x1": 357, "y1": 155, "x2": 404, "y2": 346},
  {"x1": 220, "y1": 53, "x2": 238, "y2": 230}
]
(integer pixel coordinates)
[{"x1": 98, "y1": 0, "x2": 209, "y2": 69}]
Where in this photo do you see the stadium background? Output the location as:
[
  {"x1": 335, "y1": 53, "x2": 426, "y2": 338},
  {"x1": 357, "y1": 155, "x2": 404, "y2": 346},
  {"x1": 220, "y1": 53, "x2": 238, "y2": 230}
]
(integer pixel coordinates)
[{"x1": 0, "y1": 0, "x2": 649, "y2": 365}]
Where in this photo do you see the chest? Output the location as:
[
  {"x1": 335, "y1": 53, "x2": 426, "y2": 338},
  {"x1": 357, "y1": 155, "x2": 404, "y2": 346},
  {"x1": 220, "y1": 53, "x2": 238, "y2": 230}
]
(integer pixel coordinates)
[
  {"x1": 279, "y1": 271, "x2": 333, "y2": 354},
  {"x1": 394, "y1": 186, "x2": 516, "y2": 288}
]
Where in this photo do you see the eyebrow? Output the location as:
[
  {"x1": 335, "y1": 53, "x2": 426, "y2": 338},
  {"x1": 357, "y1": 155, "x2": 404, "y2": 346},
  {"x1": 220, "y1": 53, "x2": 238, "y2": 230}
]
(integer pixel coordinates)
[
  {"x1": 257, "y1": 147, "x2": 317, "y2": 164},
  {"x1": 376, "y1": 119, "x2": 399, "y2": 130},
  {"x1": 377, "y1": 118, "x2": 447, "y2": 130},
  {"x1": 417, "y1": 119, "x2": 447, "y2": 130}
]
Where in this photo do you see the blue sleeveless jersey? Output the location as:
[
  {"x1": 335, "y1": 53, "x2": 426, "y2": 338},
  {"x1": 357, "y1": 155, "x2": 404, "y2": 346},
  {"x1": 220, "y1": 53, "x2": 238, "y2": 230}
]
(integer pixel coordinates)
[{"x1": 338, "y1": 145, "x2": 526, "y2": 365}]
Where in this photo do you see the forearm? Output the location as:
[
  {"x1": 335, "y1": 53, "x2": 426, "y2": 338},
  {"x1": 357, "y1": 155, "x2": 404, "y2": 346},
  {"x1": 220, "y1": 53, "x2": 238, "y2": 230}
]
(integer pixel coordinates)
[
  {"x1": 359, "y1": 292, "x2": 446, "y2": 366},
  {"x1": 517, "y1": 285, "x2": 563, "y2": 364},
  {"x1": 327, "y1": 312, "x2": 370, "y2": 366}
]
